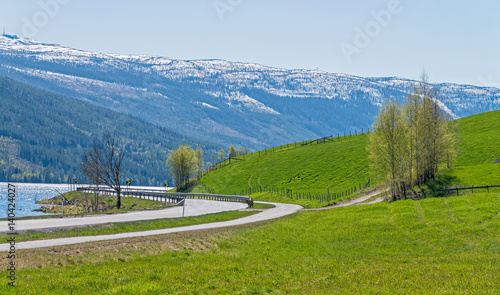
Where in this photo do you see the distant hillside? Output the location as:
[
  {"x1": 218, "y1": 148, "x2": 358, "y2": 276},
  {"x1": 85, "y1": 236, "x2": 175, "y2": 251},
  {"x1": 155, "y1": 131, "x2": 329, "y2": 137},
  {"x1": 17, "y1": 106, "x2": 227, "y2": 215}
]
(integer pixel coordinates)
[
  {"x1": 1, "y1": 36, "x2": 499, "y2": 149},
  {"x1": 453, "y1": 110, "x2": 500, "y2": 166},
  {"x1": 0, "y1": 76, "x2": 221, "y2": 185},
  {"x1": 440, "y1": 110, "x2": 500, "y2": 187},
  {"x1": 196, "y1": 110, "x2": 500, "y2": 205}
]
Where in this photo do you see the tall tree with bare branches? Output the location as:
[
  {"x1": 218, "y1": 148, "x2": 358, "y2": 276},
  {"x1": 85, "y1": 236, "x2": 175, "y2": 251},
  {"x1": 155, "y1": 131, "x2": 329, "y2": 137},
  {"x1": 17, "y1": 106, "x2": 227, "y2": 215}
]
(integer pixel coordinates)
[{"x1": 81, "y1": 132, "x2": 125, "y2": 209}]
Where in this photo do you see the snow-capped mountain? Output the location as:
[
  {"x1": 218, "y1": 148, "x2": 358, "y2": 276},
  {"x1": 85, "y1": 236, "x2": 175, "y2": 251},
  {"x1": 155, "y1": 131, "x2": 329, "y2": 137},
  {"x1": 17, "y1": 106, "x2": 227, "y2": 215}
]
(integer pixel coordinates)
[{"x1": 0, "y1": 35, "x2": 499, "y2": 149}]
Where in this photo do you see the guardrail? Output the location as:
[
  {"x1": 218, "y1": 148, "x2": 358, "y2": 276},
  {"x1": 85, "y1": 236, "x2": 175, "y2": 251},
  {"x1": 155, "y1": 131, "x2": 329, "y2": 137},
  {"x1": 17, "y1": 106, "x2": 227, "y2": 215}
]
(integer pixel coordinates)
[{"x1": 76, "y1": 187, "x2": 253, "y2": 205}]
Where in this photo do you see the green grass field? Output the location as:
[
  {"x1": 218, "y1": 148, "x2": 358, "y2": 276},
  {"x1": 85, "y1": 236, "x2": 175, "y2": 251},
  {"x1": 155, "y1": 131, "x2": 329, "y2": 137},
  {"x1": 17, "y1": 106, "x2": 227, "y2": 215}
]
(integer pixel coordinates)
[
  {"x1": 196, "y1": 134, "x2": 373, "y2": 208},
  {"x1": 3, "y1": 192, "x2": 499, "y2": 294},
  {"x1": 453, "y1": 110, "x2": 500, "y2": 167},
  {"x1": 438, "y1": 110, "x2": 500, "y2": 188},
  {"x1": 196, "y1": 110, "x2": 500, "y2": 204},
  {"x1": 2, "y1": 110, "x2": 500, "y2": 293}
]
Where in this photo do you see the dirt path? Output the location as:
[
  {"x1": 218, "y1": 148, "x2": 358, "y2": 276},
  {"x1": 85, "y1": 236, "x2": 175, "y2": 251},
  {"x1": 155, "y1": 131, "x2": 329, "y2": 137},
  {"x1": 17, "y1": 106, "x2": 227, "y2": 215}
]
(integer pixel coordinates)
[{"x1": 303, "y1": 189, "x2": 389, "y2": 211}]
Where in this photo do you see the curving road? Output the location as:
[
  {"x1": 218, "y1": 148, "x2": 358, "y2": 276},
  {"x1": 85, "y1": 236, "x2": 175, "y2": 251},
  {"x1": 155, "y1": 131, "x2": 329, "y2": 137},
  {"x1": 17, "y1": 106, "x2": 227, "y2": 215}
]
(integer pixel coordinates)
[
  {"x1": 0, "y1": 199, "x2": 247, "y2": 233},
  {"x1": 0, "y1": 201, "x2": 302, "y2": 250},
  {"x1": 0, "y1": 190, "x2": 387, "y2": 251}
]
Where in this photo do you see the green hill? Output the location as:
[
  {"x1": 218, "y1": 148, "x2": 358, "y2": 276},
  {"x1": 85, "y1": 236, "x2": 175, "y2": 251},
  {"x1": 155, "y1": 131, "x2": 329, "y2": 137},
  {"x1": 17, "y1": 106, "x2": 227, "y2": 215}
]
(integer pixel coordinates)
[
  {"x1": 439, "y1": 110, "x2": 500, "y2": 187},
  {"x1": 196, "y1": 133, "x2": 373, "y2": 207},
  {"x1": 0, "y1": 76, "x2": 221, "y2": 185},
  {"x1": 454, "y1": 110, "x2": 500, "y2": 166},
  {"x1": 197, "y1": 110, "x2": 500, "y2": 205}
]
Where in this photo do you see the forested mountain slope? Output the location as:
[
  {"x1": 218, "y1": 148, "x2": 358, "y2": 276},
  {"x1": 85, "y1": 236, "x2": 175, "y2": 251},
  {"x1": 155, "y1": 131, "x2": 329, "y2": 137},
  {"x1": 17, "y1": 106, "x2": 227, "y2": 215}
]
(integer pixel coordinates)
[{"x1": 0, "y1": 76, "x2": 220, "y2": 185}]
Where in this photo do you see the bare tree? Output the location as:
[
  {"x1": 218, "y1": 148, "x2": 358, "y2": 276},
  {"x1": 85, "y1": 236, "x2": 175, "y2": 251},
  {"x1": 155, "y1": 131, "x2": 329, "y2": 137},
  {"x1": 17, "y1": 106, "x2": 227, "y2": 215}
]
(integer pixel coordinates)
[
  {"x1": 81, "y1": 132, "x2": 125, "y2": 209},
  {"x1": 369, "y1": 100, "x2": 409, "y2": 199},
  {"x1": 196, "y1": 147, "x2": 204, "y2": 171},
  {"x1": 237, "y1": 147, "x2": 249, "y2": 156}
]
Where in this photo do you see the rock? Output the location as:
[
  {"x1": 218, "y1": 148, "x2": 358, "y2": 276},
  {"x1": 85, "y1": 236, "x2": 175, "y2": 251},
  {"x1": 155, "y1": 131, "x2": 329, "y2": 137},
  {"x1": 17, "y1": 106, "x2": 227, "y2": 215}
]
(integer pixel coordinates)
[{"x1": 494, "y1": 158, "x2": 500, "y2": 164}]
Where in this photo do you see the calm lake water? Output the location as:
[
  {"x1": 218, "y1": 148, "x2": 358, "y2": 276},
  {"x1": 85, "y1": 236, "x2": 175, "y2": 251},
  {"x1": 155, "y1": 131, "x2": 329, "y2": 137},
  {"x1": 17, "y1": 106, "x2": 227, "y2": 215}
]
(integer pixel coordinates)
[
  {"x1": 1, "y1": 182, "x2": 70, "y2": 218},
  {"x1": 0, "y1": 182, "x2": 169, "y2": 219}
]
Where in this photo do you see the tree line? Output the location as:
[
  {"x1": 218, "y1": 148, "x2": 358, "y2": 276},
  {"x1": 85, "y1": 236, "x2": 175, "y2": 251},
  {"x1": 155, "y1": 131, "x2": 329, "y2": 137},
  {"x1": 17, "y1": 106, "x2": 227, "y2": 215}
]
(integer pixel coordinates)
[{"x1": 369, "y1": 75, "x2": 456, "y2": 199}]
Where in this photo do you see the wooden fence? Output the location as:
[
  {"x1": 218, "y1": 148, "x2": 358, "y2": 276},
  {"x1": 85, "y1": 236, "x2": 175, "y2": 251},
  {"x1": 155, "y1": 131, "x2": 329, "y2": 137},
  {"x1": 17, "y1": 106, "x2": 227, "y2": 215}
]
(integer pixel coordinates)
[
  {"x1": 238, "y1": 180, "x2": 371, "y2": 203},
  {"x1": 439, "y1": 185, "x2": 500, "y2": 196},
  {"x1": 193, "y1": 128, "x2": 372, "y2": 183}
]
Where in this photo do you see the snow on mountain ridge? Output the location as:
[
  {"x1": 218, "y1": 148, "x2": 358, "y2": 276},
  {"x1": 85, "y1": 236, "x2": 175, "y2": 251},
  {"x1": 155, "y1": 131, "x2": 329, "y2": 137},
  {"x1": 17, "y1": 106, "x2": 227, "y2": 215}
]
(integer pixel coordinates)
[
  {"x1": 1, "y1": 35, "x2": 499, "y2": 149},
  {"x1": 0, "y1": 36, "x2": 383, "y2": 100}
]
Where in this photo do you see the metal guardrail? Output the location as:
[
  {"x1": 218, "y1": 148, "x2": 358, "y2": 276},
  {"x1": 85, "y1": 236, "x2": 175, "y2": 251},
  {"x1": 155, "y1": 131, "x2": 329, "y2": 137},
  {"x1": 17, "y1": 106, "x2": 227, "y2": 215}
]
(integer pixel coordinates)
[{"x1": 76, "y1": 187, "x2": 253, "y2": 205}]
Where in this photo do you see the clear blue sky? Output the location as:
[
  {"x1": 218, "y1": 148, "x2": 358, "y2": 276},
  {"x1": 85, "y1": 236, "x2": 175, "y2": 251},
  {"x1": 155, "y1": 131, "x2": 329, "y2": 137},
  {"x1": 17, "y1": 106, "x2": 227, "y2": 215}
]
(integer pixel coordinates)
[{"x1": 1, "y1": 0, "x2": 499, "y2": 87}]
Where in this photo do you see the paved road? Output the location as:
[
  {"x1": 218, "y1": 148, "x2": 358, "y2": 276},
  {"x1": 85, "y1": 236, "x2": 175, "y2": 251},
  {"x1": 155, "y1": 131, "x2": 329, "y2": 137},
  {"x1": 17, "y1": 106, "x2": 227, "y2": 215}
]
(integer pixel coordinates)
[
  {"x1": 0, "y1": 199, "x2": 247, "y2": 233},
  {"x1": 0, "y1": 201, "x2": 302, "y2": 250}
]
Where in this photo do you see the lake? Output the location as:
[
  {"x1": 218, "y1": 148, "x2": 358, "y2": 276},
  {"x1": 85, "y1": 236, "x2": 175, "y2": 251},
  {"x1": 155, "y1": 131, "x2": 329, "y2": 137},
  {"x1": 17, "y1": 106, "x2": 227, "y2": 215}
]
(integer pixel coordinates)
[
  {"x1": 0, "y1": 182, "x2": 169, "y2": 219},
  {"x1": 1, "y1": 182, "x2": 70, "y2": 219}
]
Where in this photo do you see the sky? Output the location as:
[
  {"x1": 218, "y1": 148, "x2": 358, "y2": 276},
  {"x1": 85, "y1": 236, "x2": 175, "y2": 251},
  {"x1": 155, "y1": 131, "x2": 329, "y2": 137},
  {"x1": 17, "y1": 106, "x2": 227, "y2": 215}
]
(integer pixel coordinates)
[{"x1": 0, "y1": 0, "x2": 499, "y2": 87}]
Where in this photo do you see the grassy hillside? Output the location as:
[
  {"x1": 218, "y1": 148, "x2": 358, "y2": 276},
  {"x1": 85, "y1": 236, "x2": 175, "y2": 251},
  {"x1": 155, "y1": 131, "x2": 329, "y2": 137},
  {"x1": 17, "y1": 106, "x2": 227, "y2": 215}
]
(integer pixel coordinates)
[
  {"x1": 4, "y1": 192, "x2": 500, "y2": 294},
  {"x1": 439, "y1": 110, "x2": 500, "y2": 187},
  {"x1": 197, "y1": 134, "x2": 373, "y2": 207},
  {"x1": 0, "y1": 76, "x2": 221, "y2": 185},
  {"x1": 454, "y1": 110, "x2": 500, "y2": 166},
  {"x1": 197, "y1": 110, "x2": 500, "y2": 205}
]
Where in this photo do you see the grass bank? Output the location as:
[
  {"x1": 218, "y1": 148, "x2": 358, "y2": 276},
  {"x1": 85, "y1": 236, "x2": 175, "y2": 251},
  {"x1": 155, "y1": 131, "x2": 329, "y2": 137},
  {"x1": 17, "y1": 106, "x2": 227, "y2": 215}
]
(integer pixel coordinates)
[
  {"x1": 424, "y1": 110, "x2": 500, "y2": 195},
  {"x1": 196, "y1": 133, "x2": 374, "y2": 208},
  {"x1": 0, "y1": 210, "x2": 257, "y2": 243},
  {"x1": 2, "y1": 192, "x2": 499, "y2": 293}
]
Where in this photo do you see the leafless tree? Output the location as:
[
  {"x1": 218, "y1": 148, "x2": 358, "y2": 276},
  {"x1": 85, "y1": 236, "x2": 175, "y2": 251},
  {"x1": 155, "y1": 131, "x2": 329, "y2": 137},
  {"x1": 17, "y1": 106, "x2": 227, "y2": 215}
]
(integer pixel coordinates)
[{"x1": 81, "y1": 132, "x2": 125, "y2": 209}]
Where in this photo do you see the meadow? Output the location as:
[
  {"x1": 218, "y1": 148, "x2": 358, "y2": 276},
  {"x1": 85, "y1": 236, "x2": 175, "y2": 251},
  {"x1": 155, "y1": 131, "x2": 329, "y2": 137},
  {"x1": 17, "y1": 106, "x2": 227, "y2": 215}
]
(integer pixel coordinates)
[
  {"x1": 437, "y1": 110, "x2": 500, "y2": 189},
  {"x1": 1, "y1": 110, "x2": 499, "y2": 293},
  {"x1": 2, "y1": 192, "x2": 499, "y2": 294},
  {"x1": 197, "y1": 134, "x2": 374, "y2": 208}
]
